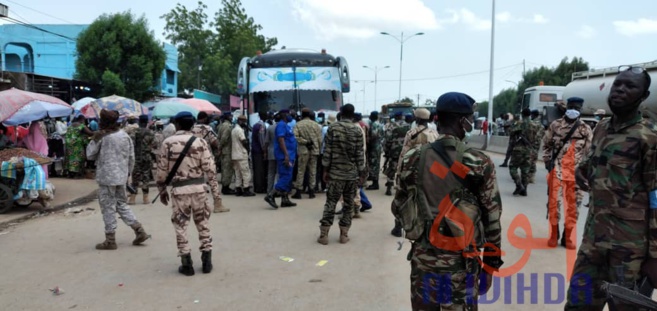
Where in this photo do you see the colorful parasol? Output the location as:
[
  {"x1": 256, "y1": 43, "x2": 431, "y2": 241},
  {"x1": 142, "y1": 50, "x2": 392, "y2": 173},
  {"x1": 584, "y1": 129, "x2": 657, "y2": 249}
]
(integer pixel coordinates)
[
  {"x1": 0, "y1": 88, "x2": 73, "y2": 125},
  {"x1": 152, "y1": 101, "x2": 199, "y2": 119},
  {"x1": 182, "y1": 98, "x2": 221, "y2": 115},
  {"x1": 81, "y1": 95, "x2": 143, "y2": 118}
]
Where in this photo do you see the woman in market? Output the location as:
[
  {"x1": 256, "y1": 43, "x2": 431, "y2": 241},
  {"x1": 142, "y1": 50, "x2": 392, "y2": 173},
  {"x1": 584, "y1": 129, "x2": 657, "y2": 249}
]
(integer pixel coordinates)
[
  {"x1": 0, "y1": 124, "x2": 15, "y2": 150},
  {"x1": 65, "y1": 115, "x2": 93, "y2": 178},
  {"x1": 19, "y1": 122, "x2": 50, "y2": 178}
]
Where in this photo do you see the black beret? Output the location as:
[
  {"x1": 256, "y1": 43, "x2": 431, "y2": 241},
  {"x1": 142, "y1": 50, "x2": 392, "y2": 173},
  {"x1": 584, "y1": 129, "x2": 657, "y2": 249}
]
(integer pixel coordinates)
[{"x1": 567, "y1": 97, "x2": 584, "y2": 104}]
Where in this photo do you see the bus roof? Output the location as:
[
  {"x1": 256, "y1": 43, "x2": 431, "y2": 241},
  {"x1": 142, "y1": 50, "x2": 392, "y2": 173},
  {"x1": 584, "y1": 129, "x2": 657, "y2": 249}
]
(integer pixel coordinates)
[{"x1": 250, "y1": 48, "x2": 337, "y2": 68}]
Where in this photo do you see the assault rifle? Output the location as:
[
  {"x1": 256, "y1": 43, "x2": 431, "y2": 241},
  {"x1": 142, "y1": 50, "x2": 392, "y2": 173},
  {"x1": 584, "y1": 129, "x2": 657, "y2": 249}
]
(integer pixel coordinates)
[{"x1": 603, "y1": 278, "x2": 657, "y2": 310}]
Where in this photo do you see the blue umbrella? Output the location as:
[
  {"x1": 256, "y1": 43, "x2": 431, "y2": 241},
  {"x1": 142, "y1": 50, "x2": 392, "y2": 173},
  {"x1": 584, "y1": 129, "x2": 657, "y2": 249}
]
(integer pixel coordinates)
[
  {"x1": 3, "y1": 100, "x2": 73, "y2": 125},
  {"x1": 152, "y1": 101, "x2": 199, "y2": 119}
]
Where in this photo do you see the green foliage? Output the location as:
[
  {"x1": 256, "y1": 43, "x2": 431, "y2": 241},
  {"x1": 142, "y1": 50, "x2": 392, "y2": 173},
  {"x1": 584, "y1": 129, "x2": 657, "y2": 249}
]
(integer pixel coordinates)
[
  {"x1": 75, "y1": 11, "x2": 166, "y2": 101},
  {"x1": 397, "y1": 96, "x2": 415, "y2": 105},
  {"x1": 477, "y1": 56, "x2": 589, "y2": 116},
  {"x1": 162, "y1": 0, "x2": 278, "y2": 102},
  {"x1": 101, "y1": 70, "x2": 126, "y2": 96}
]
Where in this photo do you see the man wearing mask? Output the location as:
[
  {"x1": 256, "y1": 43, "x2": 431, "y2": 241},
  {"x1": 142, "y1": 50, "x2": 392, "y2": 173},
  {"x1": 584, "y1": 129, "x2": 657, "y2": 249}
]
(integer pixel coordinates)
[
  {"x1": 231, "y1": 115, "x2": 254, "y2": 196},
  {"x1": 542, "y1": 97, "x2": 592, "y2": 249}
]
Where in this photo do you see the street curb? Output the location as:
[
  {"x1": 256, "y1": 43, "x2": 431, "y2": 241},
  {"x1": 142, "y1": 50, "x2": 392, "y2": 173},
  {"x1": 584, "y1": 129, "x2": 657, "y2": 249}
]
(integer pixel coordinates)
[{"x1": 0, "y1": 189, "x2": 99, "y2": 229}]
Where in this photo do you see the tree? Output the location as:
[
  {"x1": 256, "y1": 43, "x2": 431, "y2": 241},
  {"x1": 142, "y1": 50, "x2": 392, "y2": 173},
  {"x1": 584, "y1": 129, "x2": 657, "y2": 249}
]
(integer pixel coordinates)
[
  {"x1": 423, "y1": 98, "x2": 435, "y2": 106},
  {"x1": 397, "y1": 96, "x2": 415, "y2": 105},
  {"x1": 75, "y1": 11, "x2": 165, "y2": 102},
  {"x1": 476, "y1": 88, "x2": 518, "y2": 118}
]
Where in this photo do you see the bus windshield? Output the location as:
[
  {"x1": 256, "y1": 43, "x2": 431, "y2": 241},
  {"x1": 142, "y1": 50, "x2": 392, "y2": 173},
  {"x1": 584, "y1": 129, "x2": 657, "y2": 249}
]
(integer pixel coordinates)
[{"x1": 252, "y1": 90, "x2": 341, "y2": 113}]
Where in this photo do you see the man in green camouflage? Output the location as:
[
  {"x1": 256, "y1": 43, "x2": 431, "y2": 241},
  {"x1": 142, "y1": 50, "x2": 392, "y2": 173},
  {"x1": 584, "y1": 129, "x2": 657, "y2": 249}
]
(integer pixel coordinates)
[
  {"x1": 508, "y1": 108, "x2": 539, "y2": 196},
  {"x1": 292, "y1": 108, "x2": 322, "y2": 199},
  {"x1": 384, "y1": 111, "x2": 404, "y2": 196},
  {"x1": 217, "y1": 112, "x2": 235, "y2": 195},
  {"x1": 317, "y1": 104, "x2": 366, "y2": 245},
  {"x1": 366, "y1": 111, "x2": 385, "y2": 190},
  {"x1": 528, "y1": 109, "x2": 544, "y2": 183},
  {"x1": 566, "y1": 67, "x2": 657, "y2": 309},
  {"x1": 392, "y1": 92, "x2": 503, "y2": 310},
  {"x1": 128, "y1": 115, "x2": 156, "y2": 205}
]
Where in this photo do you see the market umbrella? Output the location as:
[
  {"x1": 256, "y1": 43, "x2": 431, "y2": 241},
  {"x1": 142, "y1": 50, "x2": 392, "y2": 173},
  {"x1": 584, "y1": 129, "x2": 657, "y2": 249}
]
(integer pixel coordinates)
[
  {"x1": 0, "y1": 88, "x2": 73, "y2": 125},
  {"x1": 183, "y1": 98, "x2": 221, "y2": 115},
  {"x1": 152, "y1": 101, "x2": 199, "y2": 119},
  {"x1": 82, "y1": 95, "x2": 143, "y2": 118},
  {"x1": 71, "y1": 97, "x2": 96, "y2": 110}
]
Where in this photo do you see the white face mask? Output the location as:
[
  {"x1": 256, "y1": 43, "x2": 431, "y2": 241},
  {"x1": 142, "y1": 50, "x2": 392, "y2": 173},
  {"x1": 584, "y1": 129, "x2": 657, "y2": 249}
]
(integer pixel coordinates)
[
  {"x1": 565, "y1": 109, "x2": 580, "y2": 120},
  {"x1": 463, "y1": 118, "x2": 474, "y2": 141}
]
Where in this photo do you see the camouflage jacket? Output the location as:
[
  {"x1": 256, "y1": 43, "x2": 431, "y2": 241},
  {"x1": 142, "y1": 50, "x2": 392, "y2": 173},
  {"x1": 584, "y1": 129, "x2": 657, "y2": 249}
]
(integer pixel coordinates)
[
  {"x1": 156, "y1": 131, "x2": 220, "y2": 198},
  {"x1": 129, "y1": 127, "x2": 155, "y2": 164},
  {"x1": 542, "y1": 117, "x2": 592, "y2": 180},
  {"x1": 394, "y1": 134, "x2": 503, "y2": 256},
  {"x1": 396, "y1": 124, "x2": 439, "y2": 177},
  {"x1": 509, "y1": 119, "x2": 538, "y2": 151},
  {"x1": 217, "y1": 120, "x2": 233, "y2": 155},
  {"x1": 293, "y1": 118, "x2": 322, "y2": 156},
  {"x1": 86, "y1": 130, "x2": 134, "y2": 186},
  {"x1": 388, "y1": 121, "x2": 410, "y2": 160},
  {"x1": 531, "y1": 118, "x2": 544, "y2": 151},
  {"x1": 383, "y1": 120, "x2": 401, "y2": 155},
  {"x1": 368, "y1": 120, "x2": 385, "y2": 152},
  {"x1": 191, "y1": 124, "x2": 219, "y2": 155},
  {"x1": 322, "y1": 120, "x2": 366, "y2": 181},
  {"x1": 578, "y1": 113, "x2": 657, "y2": 258}
]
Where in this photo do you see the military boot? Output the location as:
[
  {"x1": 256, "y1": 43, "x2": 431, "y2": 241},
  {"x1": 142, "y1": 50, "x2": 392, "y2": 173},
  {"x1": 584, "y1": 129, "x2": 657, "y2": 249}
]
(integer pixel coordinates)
[
  {"x1": 213, "y1": 198, "x2": 230, "y2": 213},
  {"x1": 352, "y1": 207, "x2": 361, "y2": 219},
  {"x1": 281, "y1": 194, "x2": 297, "y2": 207},
  {"x1": 235, "y1": 187, "x2": 244, "y2": 197},
  {"x1": 385, "y1": 182, "x2": 393, "y2": 196},
  {"x1": 366, "y1": 180, "x2": 379, "y2": 190},
  {"x1": 563, "y1": 228, "x2": 576, "y2": 250},
  {"x1": 179, "y1": 254, "x2": 195, "y2": 276},
  {"x1": 130, "y1": 223, "x2": 151, "y2": 245},
  {"x1": 291, "y1": 189, "x2": 302, "y2": 199},
  {"x1": 222, "y1": 186, "x2": 236, "y2": 195},
  {"x1": 142, "y1": 189, "x2": 149, "y2": 204},
  {"x1": 339, "y1": 226, "x2": 350, "y2": 244},
  {"x1": 242, "y1": 187, "x2": 255, "y2": 197},
  {"x1": 127, "y1": 194, "x2": 136, "y2": 205},
  {"x1": 308, "y1": 189, "x2": 316, "y2": 199},
  {"x1": 201, "y1": 250, "x2": 213, "y2": 274},
  {"x1": 95, "y1": 232, "x2": 117, "y2": 250},
  {"x1": 317, "y1": 225, "x2": 330, "y2": 245},
  {"x1": 390, "y1": 220, "x2": 402, "y2": 237},
  {"x1": 500, "y1": 160, "x2": 509, "y2": 167},
  {"x1": 512, "y1": 182, "x2": 522, "y2": 196},
  {"x1": 519, "y1": 181, "x2": 528, "y2": 197},
  {"x1": 264, "y1": 190, "x2": 279, "y2": 209},
  {"x1": 548, "y1": 224, "x2": 559, "y2": 248}
]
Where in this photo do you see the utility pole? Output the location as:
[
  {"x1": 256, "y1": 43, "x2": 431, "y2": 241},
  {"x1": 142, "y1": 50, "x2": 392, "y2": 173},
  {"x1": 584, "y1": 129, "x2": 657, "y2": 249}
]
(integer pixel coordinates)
[
  {"x1": 381, "y1": 31, "x2": 425, "y2": 102},
  {"x1": 363, "y1": 65, "x2": 390, "y2": 112},
  {"x1": 417, "y1": 94, "x2": 420, "y2": 107},
  {"x1": 486, "y1": 0, "x2": 496, "y2": 150},
  {"x1": 523, "y1": 59, "x2": 526, "y2": 76}
]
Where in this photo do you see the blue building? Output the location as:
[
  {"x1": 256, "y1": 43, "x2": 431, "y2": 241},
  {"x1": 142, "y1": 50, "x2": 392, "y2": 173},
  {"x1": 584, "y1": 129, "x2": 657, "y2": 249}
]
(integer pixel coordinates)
[{"x1": 0, "y1": 24, "x2": 179, "y2": 100}]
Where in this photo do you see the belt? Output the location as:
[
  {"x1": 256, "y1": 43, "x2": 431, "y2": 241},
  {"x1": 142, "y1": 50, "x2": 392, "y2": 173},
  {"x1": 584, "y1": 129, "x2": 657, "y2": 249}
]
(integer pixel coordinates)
[{"x1": 171, "y1": 178, "x2": 205, "y2": 188}]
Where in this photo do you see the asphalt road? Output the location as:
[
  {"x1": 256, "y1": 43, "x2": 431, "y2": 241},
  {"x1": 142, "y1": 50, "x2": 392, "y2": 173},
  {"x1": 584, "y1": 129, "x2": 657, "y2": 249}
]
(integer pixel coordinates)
[{"x1": 0, "y1": 151, "x2": 650, "y2": 310}]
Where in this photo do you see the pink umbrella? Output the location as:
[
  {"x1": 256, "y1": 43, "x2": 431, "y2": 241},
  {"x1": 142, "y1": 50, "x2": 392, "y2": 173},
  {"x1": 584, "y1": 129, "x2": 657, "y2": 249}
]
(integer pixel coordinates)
[
  {"x1": 182, "y1": 98, "x2": 221, "y2": 115},
  {"x1": 0, "y1": 88, "x2": 71, "y2": 123}
]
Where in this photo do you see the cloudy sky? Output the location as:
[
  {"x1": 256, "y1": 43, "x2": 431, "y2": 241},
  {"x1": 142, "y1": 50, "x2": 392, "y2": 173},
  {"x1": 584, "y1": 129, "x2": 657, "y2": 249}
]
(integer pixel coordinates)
[{"x1": 3, "y1": 0, "x2": 657, "y2": 113}]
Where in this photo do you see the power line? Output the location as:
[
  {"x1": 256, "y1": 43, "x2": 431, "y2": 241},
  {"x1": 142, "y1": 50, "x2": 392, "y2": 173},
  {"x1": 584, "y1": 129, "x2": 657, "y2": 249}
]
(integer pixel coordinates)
[
  {"x1": 3, "y1": 0, "x2": 77, "y2": 24},
  {"x1": 1, "y1": 16, "x2": 76, "y2": 41},
  {"x1": 356, "y1": 63, "x2": 523, "y2": 82}
]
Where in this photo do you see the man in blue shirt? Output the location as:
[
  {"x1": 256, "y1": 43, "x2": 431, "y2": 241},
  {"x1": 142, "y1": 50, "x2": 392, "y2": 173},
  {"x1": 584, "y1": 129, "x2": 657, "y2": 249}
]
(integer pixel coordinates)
[{"x1": 264, "y1": 109, "x2": 298, "y2": 209}]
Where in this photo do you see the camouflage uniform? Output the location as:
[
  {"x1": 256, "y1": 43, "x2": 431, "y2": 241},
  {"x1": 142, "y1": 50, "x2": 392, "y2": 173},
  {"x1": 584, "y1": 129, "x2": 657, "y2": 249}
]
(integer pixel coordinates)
[
  {"x1": 86, "y1": 130, "x2": 142, "y2": 233},
  {"x1": 156, "y1": 131, "x2": 221, "y2": 256},
  {"x1": 566, "y1": 113, "x2": 657, "y2": 309},
  {"x1": 368, "y1": 120, "x2": 385, "y2": 181},
  {"x1": 542, "y1": 117, "x2": 592, "y2": 228},
  {"x1": 392, "y1": 135, "x2": 503, "y2": 310},
  {"x1": 528, "y1": 118, "x2": 544, "y2": 182},
  {"x1": 293, "y1": 118, "x2": 322, "y2": 192},
  {"x1": 395, "y1": 123, "x2": 439, "y2": 181},
  {"x1": 152, "y1": 131, "x2": 165, "y2": 179},
  {"x1": 191, "y1": 124, "x2": 220, "y2": 157},
  {"x1": 320, "y1": 119, "x2": 366, "y2": 229},
  {"x1": 129, "y1": 127, "x2": 155, "y2": 194},
  {"x1": 508, "y1": 119, "x2": 539, "y2": 191},
  {"x1": 384, "y1": 120, "x2": 409, "y2": 186},
  {"x1": 217, "y1": 120, "x2": 234, "y2": 188},
  {"x1": 231, "y1": 125, "x2": 251, "y2": 190}
]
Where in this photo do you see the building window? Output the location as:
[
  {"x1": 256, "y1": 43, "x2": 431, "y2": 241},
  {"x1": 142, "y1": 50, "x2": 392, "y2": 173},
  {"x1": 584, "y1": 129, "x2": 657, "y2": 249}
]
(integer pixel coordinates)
[{"x1": 166, "y1": 69, "x2": 175, "y2": 84}]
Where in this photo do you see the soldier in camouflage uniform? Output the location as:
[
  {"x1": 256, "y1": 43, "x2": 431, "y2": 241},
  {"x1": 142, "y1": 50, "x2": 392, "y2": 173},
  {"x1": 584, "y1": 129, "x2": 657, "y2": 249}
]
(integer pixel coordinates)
[
  {"x1": 566, "y1": 67, "x2": 657, "y2": 309},
  {"x1": 542, "y1": 97, "x2": 592, "y2": 249},
  {"x1": 392, "y1": 93, "x2": 503, "y2": 310},
  {"x1": 86, "y1": 110, "x2": 150, "y2": 250},
  {"x1": 231, "y1": 115, "x2": 254, "y2": 197},
  {"x1": 128, "y1": 115, "x2": 156, "y2": 205},
  {"x1": 366, "y1": 111, "x2": 384, "y2": 190},
  {"x1": 156, "y1": 111, "x2": 225, "y2": 276},
  {"x1": 528, "y1": 109, "x2": 544, "y2": 183},
  {"x1": 191, "y1": 112, "x2": 220, "y2": 157},
  {"x1": 508, "y1": 108, "x2": 539, "y2": 197},
  {"x1": 384, "y1": 112, "x2": 409, "y2": 196},
  {"x1": 217, "y1": 112, "x2": 236, "y2": 195},
  {"x1": 317, "y1": 104, "x2": 366, "y2": 245},
  {"x1": 292, "y1": 108, "x2": 322, "y2": 199},
  {"x1": 390, "y1": 108, "x2": 440, "y2": 238}
]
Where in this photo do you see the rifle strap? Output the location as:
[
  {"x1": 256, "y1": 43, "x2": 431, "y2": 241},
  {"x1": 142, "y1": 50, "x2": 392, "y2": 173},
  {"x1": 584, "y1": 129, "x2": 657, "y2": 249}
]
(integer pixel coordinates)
[
  {"x1": 552, "y1": 120, "x2": 580, "y2": 161},
  {"x1": 430, "y1": 140, "x2": 473, "y2": 192},
  {"x1": 164, "y1": 136, "x2": 197, "y2": 186},
  {"x1": 411, "y1": 126, "x2": 428, "y2": 140}
]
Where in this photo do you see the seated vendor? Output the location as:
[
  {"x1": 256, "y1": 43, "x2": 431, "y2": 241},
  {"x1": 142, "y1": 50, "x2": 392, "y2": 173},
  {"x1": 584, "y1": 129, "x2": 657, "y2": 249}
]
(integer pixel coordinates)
[{"x1": 0, "y1": 124, "x2": 15, "y2": 150}]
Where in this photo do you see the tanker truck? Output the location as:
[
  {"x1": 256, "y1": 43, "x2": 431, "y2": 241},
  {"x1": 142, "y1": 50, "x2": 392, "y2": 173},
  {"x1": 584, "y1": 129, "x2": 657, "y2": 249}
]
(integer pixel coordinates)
[{"x1": 522, "y1": 60, "x2": 657, "y2": 128}]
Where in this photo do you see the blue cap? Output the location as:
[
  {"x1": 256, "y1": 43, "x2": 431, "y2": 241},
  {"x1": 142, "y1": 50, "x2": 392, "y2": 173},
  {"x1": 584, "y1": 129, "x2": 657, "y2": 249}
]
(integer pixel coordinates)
[
  {"x1": 139, "y1": 114, "x2": 149, "y2": 122},
  {"x1": 436, "y1": 92, "x2": 476, "y2": 114},
  {"x1": 394, "y1": 111, "x2": 403, "y2": 117},
  {"x1": 567, "y1": 97, "x2": 584, "y2": 104},
  {"x1": 370, "y1": 111, "x2": 379, "y2": 116},
  {"x1": 173, "y1": 111, "x2": 194, "y2": 120},
  {"x1": 222, "y1": 111, "x2": 232, "y2": 117}
]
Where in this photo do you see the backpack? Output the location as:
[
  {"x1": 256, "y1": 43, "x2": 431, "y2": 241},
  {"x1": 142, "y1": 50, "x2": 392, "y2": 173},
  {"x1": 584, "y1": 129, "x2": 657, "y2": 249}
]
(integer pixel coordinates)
[{"x1": 392, "y1": 138, "x2": 486, "y2": 253}]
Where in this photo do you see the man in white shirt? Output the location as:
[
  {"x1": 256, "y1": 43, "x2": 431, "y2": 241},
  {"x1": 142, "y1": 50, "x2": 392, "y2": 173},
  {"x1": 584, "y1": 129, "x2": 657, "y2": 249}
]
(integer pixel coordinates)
[{"x1": 231, "y1": 115, "x2": 254, "y2": 196}]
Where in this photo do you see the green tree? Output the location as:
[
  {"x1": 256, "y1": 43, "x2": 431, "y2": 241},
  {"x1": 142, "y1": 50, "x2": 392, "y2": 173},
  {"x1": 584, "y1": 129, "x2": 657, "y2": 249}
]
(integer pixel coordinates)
[
  {"x1": 397, "y1": 96, "x2": 415, "y2": 105},
  {"x1": 75, "y1": 11, "x2": 165, "y2": 102},
  {"x1": 515, "y1": 56, "x2": 589, "y2": 109},
  {"x1": 476, "y1": 88, "x2": 518, "y2": 118}
]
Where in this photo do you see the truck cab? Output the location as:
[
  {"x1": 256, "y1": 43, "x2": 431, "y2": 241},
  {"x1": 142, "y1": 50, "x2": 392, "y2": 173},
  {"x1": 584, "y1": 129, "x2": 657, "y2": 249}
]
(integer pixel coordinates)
[{"x1": 522, "y1": 85, "x2": 565, "y2": 128}]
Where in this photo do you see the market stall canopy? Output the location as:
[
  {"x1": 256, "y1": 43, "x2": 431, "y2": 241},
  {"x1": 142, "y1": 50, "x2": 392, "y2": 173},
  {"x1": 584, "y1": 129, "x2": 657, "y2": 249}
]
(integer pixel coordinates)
[
  {"x1": 82, "y1": 95, "x2": 143, "y2": 118},
  {"x1": 152, "y1": 101, "x2": 199, "y2": 119},
  {"x1": 183, "y1": 98, "x2": 221, "y2": 115},
  {"x1": 0, "y1": 88, "x2": 73, "y2": 125},
  {"x1": 71, "y1": 97, "x2": 96, "y2": 110}
]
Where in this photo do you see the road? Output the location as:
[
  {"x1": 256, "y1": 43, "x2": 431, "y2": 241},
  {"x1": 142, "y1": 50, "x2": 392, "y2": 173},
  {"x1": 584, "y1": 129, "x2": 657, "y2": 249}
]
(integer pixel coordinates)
[{"x1": 0, "y1": 151, "x2": 648, "y2": 310}]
